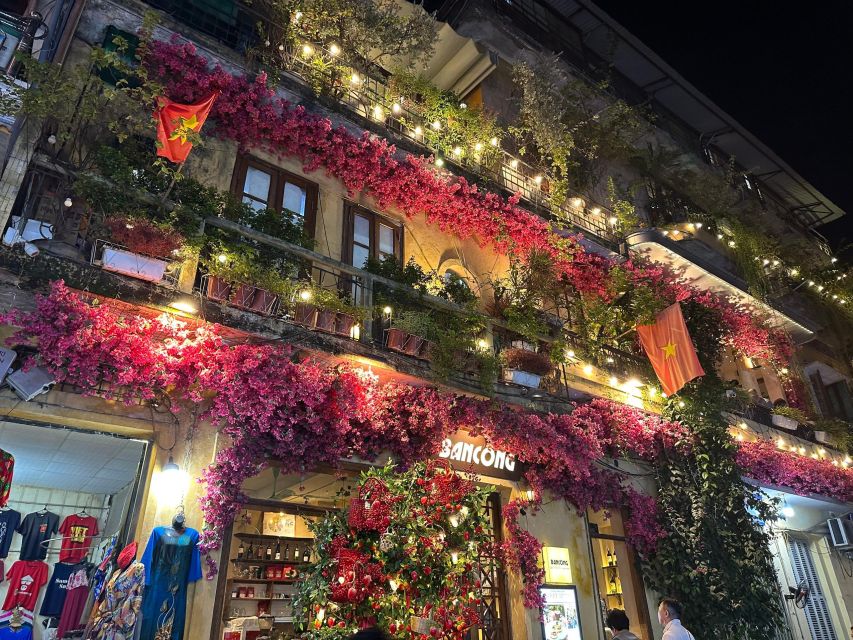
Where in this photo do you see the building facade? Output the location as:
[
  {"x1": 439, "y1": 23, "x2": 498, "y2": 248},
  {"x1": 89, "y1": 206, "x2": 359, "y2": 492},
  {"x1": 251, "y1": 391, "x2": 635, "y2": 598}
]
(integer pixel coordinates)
[{"x1": 0, "y1": 1, "x2": 850, "y2": 639}]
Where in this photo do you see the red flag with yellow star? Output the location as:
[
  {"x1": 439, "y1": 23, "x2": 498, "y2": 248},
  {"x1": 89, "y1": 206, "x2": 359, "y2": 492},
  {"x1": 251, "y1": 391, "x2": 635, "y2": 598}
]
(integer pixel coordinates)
[
  {"x1": 155, "y1": 92, "x2": 218, "y2": 163},
  {"x1": 637, "y1": 303, "x2": 705, "y2": 396}
]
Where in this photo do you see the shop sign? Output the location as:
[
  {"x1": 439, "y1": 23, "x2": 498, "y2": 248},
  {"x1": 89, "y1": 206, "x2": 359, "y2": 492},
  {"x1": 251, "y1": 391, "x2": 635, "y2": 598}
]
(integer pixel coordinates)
[
  {"x1": 542, "y1": 546, "x2": 573, "y2": 584},
  {"x1": 540, "y1": 585, "x2": 581, "y2": 640},
  {"x1": 437, "y1": 431, "x2": 522, "y2": 481}
]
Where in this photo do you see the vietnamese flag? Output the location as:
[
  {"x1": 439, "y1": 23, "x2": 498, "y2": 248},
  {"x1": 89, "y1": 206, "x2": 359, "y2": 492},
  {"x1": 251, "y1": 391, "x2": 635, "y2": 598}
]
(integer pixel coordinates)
[
  {"x1": 637, "y1": 303, "x2": 705, "y2": 396},
  {"x1": 155, "y1": 92, "x2": 218, "y2": 163}
]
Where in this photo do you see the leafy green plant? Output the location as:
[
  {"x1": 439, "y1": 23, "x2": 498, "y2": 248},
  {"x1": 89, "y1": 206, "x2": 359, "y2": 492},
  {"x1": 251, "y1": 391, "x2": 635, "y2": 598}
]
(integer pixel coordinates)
[
  {"x1": 771, "y1": 406, "x2": 809, "y2": 423},
  {"x1": 501, "y1": 348, "x2": 553, "y2": 376}
]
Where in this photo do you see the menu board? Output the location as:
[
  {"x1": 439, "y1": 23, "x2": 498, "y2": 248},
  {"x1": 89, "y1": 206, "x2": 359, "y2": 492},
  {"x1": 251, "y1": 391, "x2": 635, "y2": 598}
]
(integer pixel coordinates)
[{"x1": 540, "y1": 586, "x2": 582, "y2": 640}]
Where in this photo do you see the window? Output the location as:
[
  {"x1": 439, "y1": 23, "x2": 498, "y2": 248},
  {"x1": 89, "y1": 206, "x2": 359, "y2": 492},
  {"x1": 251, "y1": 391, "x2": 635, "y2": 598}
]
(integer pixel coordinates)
[
  {"x1": 231, "y1": 157, "x2": 318, "y2": 238},
  {"x1": 343, "y1": 203, "x2": 402, "y2": 268}
]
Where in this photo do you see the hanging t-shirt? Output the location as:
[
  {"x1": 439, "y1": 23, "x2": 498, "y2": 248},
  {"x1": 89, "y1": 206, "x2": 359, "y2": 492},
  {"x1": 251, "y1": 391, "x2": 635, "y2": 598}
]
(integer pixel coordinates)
[
  {"x1": 2, "y1": 560, "x2": 48, "y2": 611},
  {"x1": 58, "y1": 515, "x2": 99, "y2": 563},
  {"x1": 0, "y1": 628, "x2": 32, "y2": 640},
  {"x1": 0, "y1": 450, "x2": 14, "y2": 508},
  {"x1": 39, "y1": 562, "x2": 76, "y2": 616},
  {"x1": 16, "y1": 511, "x2": 59, "y2": 561},
  {"x1": 0, "y1": 510, "x2": 20, "y2": 558}
]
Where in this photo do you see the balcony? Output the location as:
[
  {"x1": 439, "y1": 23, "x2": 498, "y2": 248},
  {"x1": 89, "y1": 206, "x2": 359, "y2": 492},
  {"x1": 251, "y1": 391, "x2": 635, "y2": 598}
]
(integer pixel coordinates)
[{"x1": 132, "y1": 0, "x2": 617, "y2": 244}]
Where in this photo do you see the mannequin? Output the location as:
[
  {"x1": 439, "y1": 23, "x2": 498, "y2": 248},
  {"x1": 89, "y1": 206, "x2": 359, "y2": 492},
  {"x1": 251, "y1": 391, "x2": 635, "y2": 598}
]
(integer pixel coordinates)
[{"x1": 140, "y1": 508, "x2": 201, "y2": 640}]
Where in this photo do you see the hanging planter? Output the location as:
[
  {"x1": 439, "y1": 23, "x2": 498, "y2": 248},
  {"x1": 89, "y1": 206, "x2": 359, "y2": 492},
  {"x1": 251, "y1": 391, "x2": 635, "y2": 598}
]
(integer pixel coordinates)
[
  {"x1": 293, "y1": 302, "x2": 318, "y2": 326},
  {"x1": 205, "y1": 275, "x2": 232, "y2": 302},
  {"x1": 386, "y1": 327, "x2": 407, "y2": 351},
  {"x1": 334, "y1": 311, "x2": 357, "y2": 337},
  {"x1": 402, "y1": 333, "x2": 426, "y2": 357},
  {"x1": 315, "y1": 309, "x2": 337, "y2": 333},
  {"x1": 249, "y1": 287, "x2": 278, "y2": 316},
  {"x1": 101, "y1": 246, "x2": 169, "y2": 283},
  {"x1": 501, "y1": 348, "x2": 553, "y2": 389},
  {"x1": 100, "y1": 216, "x2": 185, "y2": 284},
  {"x1": 230, "y1": 283, "x2": 256, "y2": 309}
]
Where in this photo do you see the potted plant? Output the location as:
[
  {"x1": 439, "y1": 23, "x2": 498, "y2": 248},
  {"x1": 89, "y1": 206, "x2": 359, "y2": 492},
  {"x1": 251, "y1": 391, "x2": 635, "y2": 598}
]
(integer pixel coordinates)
[
  {"x1": 813, "y1": 418, "x2": 850, "y2": 445},
  {"x1": 388, "y1": 311, "x2": 438, "y2": 360},
  {"x1": 501, "y1": 347, "x2": 553, "y2": 388},
  {"x1": 771, "y1": 406, "x2": 808, "y2": 431},
  {"x1": 202, "y1": 244, "x2": 287, "y2": 316},
  {"x1": 287, "y1": 284, "x2": 362, "y2": 338},
  {"x1": 102, "y1": 215, "x2": 185, "y2": 283}
]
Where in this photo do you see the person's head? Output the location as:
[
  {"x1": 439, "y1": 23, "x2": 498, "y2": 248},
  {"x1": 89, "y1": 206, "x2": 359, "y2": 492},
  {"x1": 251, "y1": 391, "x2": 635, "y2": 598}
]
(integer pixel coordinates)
[
  {"x1": 605, "y1": 609, "x2": 630, "y2": 633},
  {"x1": 350, "y1": 628, "x2": 389, "y2": 640},
  {"x1": 658, "y1": 598, "x2": 683, "y2": 626}
]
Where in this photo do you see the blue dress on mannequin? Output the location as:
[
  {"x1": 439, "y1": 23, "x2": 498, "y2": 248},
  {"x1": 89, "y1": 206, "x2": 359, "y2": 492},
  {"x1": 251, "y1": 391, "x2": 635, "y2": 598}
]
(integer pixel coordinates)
[{"x1": 139, "y1": 525, "x2": 202, "y2": 640}]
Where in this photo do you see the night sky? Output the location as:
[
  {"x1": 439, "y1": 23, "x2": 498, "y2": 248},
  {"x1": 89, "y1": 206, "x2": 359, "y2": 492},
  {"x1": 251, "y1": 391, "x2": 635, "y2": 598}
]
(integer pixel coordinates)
[{"x1": 591, "y1": 1, "x2": 853, "y2": 255}]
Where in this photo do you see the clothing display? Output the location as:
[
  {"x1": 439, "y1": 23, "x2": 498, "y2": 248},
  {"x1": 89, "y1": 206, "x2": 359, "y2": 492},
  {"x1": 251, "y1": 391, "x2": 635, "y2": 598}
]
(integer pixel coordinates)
[
  {"x1": 2, "y1": 560, "x2": 48, "y2": 611},
  {"x1": 0, "y1": 609, "x2": 32, "y2": 640},
  {"x1": 39, "y1": 562, "x2": 76, "y2": 617},
  {"x1": 58, "y1": 514, "x2": 99, "y2": 563},
  {"x1": 140, "y1": 527, "x2": 202, "y2": 640},
  {"x1": 0, "y1": 510, "x2": 20, "y2": 558},
  {"x1": 16, "y1": 511, "x2": 59, "y2": 561},
  {"x1": 0, "y1": 450, "x2": 14, "y2": 509},
  {"x1": 86, "y1": 561, "x2": 145, "y2": 640},
  {"x1": 56, "y1": 564, "x2": 89, "y2": 639}
]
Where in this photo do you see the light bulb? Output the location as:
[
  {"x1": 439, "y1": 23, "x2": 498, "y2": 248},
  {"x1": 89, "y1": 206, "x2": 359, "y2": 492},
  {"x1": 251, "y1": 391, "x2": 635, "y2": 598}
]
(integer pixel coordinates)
[
  {"x1": 762, "y1": 259, "x2": 770, "y2": 266},
  {"x1": 47, "y1": 134, "x2": 57, "y2": 144},
  {"x1": 510, "y1": 159, "x2": 519, "y2": 169},
  {"x1": 391, "y1": 102, "x2": 401, "y2": 114},
  {"x1": 566, "y1": 350, "x2": 575, "y2": 359},
  {"x1": 435, "y1": 157, "x2": 444, "y2": 167},
  {"x1": 278, "y1": 44, "x2": 285, "y2": 51},
  {"x1": 474, "y1": 142, "x2": 483, "y2": 152},
  {"x1": 678, "y1": 401, "x2": 685, "y2": 408},
  {"x1": 383, "y1": 306, "x2": 392, "y2": 315},
  {"x1": 217, "y1": 253, "x2": 228, "y2": 263},
  {"x1": 452, "y1": 146, "x2": 462, "y2": 156},
  {"x1": 728, "y1": 240, "x2": 736, "y2": 248},
  {"x1": 735, "y1": 433, "x2": 744, "y2": 441},
  {"x1": 459, "y1": 102, "x2": 467, "y2": 109},
  {"x1": 831, "y1": 257, "x2": 838, "y2": 263},
  {"x1": 571, "y1": 197, "x2": 584, "y2": 208},
  {"x1": 293, "y1": 10, "x2": 302, "y2": 21},
  {"x1": 533, "y1": 175, "x2": 543, "y2": 185},
  {"x1": 372, "y1": 105, "x2": 384, "y2": 120},
  {"x1": 776, "y1": 438, "x2": 785, "y2": 449},
  {"x1": 302, "y1": 44, "x2": 313, "y2": 56},
  {"x1": 717, "y1": 233, "x2": 724, "y2": 240},
  {"x1": 608, "y1": 217, "x2": 618, "y2": 225},
  {"x1": 431, "y1": 120, "x2": 441, "y2": 130},
  {"x1": 582, "y1": 364, "x2": 593, "y2": 375},
  {"x1": 350, "y1": 73, "x2": 360, "y2": 85},
  {"x1": 64, "y1": 197, "x2": 73, "y2": 207},
  {"x1": 696, "y1": 222, "x2": 703, "y2": 229},
  {"x1": 591, "y1": 207, "x2": 601, "y2": 215},
  {"x1": 299, "y1": 289, "x2": 312, "y2": 302},
  {"x1": 609, "y1": 376, "x2": 618, "y2": 386},
  {"x1": 329, "y1": 43, "x2": 340, "y2": 56},
  {"x1": 490, "y1": 137, "x2": 498, "y2": 146},
  {"x1": 477, "y1": 339, "x2": 488, "y2": 350},
  {"x1": 414, "y1": 126, "x2": 423, "y2": 135}
]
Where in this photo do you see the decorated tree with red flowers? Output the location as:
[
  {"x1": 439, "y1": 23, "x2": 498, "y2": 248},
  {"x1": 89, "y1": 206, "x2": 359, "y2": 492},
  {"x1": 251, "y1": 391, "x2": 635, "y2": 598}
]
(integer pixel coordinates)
[{"x1": 293, "y1": 461, "x2": 499, "y2": 639}]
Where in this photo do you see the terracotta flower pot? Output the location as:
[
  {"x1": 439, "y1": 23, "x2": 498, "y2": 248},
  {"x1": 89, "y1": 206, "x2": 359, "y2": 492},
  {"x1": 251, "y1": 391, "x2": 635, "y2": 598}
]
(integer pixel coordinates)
[
  {"x1": 206, "y1": 275, "x2": 231, "y2": 302},
  {"x1": 294, "y1": 303, "x2": 317, "y2": 326},
  {"x1": 386, "y1": 328, "x2": 407, "y2": 351},
  {"x1": 418, "y1": 340, "x2": 433, "y2": 361},
  {"x1": 250, "y1": 287, "x2": 278, "y2": 315},
  {"x1": 231, "y1": 283, "x2": 256, "y2": 309},
  {"x1": 335, "y1": 312, "x2": 356, "y2": 337},
  {"x1": 315, "y1": 309, "x2": 337, "y2": 333},
  {"x1": 403, "y1": 334, "x2": 425, "y2": 356}
]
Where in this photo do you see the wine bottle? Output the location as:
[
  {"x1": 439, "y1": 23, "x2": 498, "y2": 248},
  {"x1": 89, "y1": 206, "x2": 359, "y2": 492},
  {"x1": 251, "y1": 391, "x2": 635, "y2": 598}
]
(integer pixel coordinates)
[
  {"x1": 302, "y1": 545, "x2": 310, "y2": 563},
  {"x1": 274, "y1": 541, "x2": 282, "y2": 561},
  {"x1": 284, "y1": 543, "x2": 290, "y2": 560},
  {"x1": 237, "y1": 540, "x2": 245, "y2": 560},
  {"x1": 265, "y1": 543, "x2": 273, "y2": 561},
  {"x1": 293, "y1": 543, "x2": 301, "y2": 561},
  {"x1": 605, "y1": 549, "x2": 612, "y2": 566},
  {"x1": 246, "y1": 542, "x2": 254, "y2": 560}
]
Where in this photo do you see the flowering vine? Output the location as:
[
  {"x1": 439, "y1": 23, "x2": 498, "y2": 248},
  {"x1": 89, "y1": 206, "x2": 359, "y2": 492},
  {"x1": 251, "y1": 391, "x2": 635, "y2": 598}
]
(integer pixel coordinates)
[
  {"x1": 141, "y1": 37, "x2": 790, "y2": 364},
  {"x1": 3, "y1": 282, "x2": 847, "y2": 605}
]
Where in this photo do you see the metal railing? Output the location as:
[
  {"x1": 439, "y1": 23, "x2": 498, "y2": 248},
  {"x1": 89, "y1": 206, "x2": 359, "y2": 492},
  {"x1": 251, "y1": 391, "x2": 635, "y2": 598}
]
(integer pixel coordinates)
[{"x1": 138, "y1": 0, "x2": 616, "y2": 242}]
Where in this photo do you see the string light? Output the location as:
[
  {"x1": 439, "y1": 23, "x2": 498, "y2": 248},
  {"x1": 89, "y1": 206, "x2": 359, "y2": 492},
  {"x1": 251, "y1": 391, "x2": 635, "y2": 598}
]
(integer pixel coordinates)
[
  {"x1": 571, "y1": 197, "x2": 584, "y2": 208},
  {"x1": 582, "y1": 364, "x2": 593, "y2": 375},
  {"x1": 717, "y1": 234, "x2": 724, "y2": 240},
  {"x1": 391, "y1": 102, "x2": 401, "y2": 114},
  {"x1": 350, "y1": 73, "x2": 360, "y2": 84},
  {"x1": 490, "y1": 137, "x2": 499, "y2": 146},
  {"x1": 533, "y1": 175, "x2": 543, "y2": 185},
  {"x1": 474, "y1": 142, "x2": 483, "y2": 152},
  {"x1": 591, "y1": 207, "x2": 601, "y2": 215},
  {"x1": 728, "y1": 240, "x2": 736, "y2": 248},
  {"x1": 510, "y1": 159, "x2": 519, "y2": 169},
  {"x1": 431, "y1": 120, "x2": 441, "y2": 130},
  {"x1": 434, "y1": 157, "x2": 444, "y2": 167},
  {"x1": 695, "y1": 222, "x2": 703, "y2": 229},
  {"x1": 608, "y1": 217, "x2": 618, "y2": 226},
  {"x1": 301, "y1": 44, "x2": 313, "y2": 56},
  {"x1": 329, "y1": 43, "x2": 340, "y2": 56},
  {"x1": 452, "y1": 146, "x2": 462, "y2": 157},
  {"x1": 609, "y1": 376, "x2": 618, "y2": 386},
  {"x1": 776, "y1": 437, "x2": 785, "y2": 449},
  {"x1": 414, "y1": 125, "x2": 422, "y2": 135},
  {"x1": 372, "y1": 105, "x2": 384, "y2": 120}
]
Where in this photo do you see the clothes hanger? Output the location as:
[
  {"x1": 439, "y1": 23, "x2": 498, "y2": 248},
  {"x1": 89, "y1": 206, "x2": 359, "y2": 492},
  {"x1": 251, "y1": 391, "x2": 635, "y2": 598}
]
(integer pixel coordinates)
[{"x1": 37, "y1": 505, "x2": 48, "y2": 515}]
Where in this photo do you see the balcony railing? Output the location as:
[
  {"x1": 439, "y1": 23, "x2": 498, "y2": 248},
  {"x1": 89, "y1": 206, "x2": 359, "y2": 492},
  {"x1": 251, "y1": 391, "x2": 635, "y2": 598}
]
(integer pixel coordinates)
[{"x1": 136, "y1": 0, "x2": 617, "y2": 243}]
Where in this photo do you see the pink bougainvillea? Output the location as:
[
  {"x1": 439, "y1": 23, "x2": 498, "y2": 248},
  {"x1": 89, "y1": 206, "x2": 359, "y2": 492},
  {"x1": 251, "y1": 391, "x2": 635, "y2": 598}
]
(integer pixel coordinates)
[
  {"x1": 142, "y1": 37, "x2": 790, "y2": 364},
  {"x1": 5, "y1": 282, "x2": 850, "y2": 604}
]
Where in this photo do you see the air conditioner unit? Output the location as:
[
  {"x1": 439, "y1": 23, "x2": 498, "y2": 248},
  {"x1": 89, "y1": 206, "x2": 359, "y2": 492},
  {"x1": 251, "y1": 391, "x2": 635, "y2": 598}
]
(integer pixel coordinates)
[
  {"x1": 0, "y1": 348, "x2": 15, "y2": 382},
  {"x1": 827, "y1": 517, "x2": 853, "y2": 550},
  {"x1": 7, "y1": 366, "x2": 55, "y2": 401}
]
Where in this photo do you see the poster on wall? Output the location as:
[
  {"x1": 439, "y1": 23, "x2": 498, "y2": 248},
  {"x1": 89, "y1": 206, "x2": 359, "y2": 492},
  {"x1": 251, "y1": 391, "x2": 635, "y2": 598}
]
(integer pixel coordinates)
[
  {"x1": 262, "y1": 512, "x2": 295, "y2": 537},
  {"x1": 540, "y1": 586, "x2": 582, "y2": 640}
]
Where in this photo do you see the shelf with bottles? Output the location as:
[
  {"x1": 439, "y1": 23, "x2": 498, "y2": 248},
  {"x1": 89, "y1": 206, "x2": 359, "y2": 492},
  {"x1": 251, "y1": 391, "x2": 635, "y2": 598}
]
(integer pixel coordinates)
[
  {"x1": 602, "y1": 548, "x2": 618, "y2": 568},
  {"x1": 234, "y1": 533, "x2": 315, "y2": 543},
  {"x1": 228, "y1": 578, "x2": 297, "y2": 585},
  {"x1": 234, "y1": 537, "x2": 315, "y2": 564}
]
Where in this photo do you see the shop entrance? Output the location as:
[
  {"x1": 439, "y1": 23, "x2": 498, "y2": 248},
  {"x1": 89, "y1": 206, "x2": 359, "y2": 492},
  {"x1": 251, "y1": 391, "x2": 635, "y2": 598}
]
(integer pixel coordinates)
[
  {"x1": 0, "y1": 419, "x2": 149, "y2": 634},
  {"x1": 587, "y1": 509, "x2": 653, "y2": 640},
  {"x1": 213, "y1": 467, "x2": 512, "y2": 640}
]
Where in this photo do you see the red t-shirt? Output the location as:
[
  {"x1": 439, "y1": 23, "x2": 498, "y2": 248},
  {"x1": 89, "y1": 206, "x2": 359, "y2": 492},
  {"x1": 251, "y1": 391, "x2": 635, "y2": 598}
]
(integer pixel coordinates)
[
  {"x1": 59, "y1": 515, "x2": 99, "y2": 563},
  {"x1": 3, "y1": 560, "x2": 48, "y2": 611}
]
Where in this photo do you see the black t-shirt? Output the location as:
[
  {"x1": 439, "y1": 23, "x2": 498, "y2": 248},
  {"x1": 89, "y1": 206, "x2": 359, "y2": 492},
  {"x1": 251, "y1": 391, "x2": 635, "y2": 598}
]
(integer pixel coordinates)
[
  {"x1": 16, "y1": 511, "x2": 59, "y2": 561},
  {"x1": 39, "y1": 562, "x2": 76, "y2": 616},
  {"x1": 0, "y1": 510, "x2": 21, "y2": 558}
]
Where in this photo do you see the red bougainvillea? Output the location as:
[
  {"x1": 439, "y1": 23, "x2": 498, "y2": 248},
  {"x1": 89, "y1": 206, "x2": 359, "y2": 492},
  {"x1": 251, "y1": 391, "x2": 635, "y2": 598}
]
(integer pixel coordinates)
[
  {"x1": 142, "y1": 37, "x2": 790, "y2": 364},
  {"x1": 4, "y1": 283, "x2": 849, "y2": 604}
]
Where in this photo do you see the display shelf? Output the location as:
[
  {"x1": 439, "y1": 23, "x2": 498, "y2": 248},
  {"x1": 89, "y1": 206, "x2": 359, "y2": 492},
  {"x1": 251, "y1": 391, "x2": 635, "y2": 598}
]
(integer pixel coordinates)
[
  {"x1": 232, "y1": 558, "x2": 312, "y2": 566},
  {"x1": 606, "y1": 592, "x2": 623, "y2": 597},
  {"x1": 228, "y1": 578, "x2": 297, "y2": 584},
  {"x1": 234, "y1": 532, "x2": 314, "y2": 543},
  {"x1": 601, "y1": 564, "x2": 618, "y2": 569}
]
